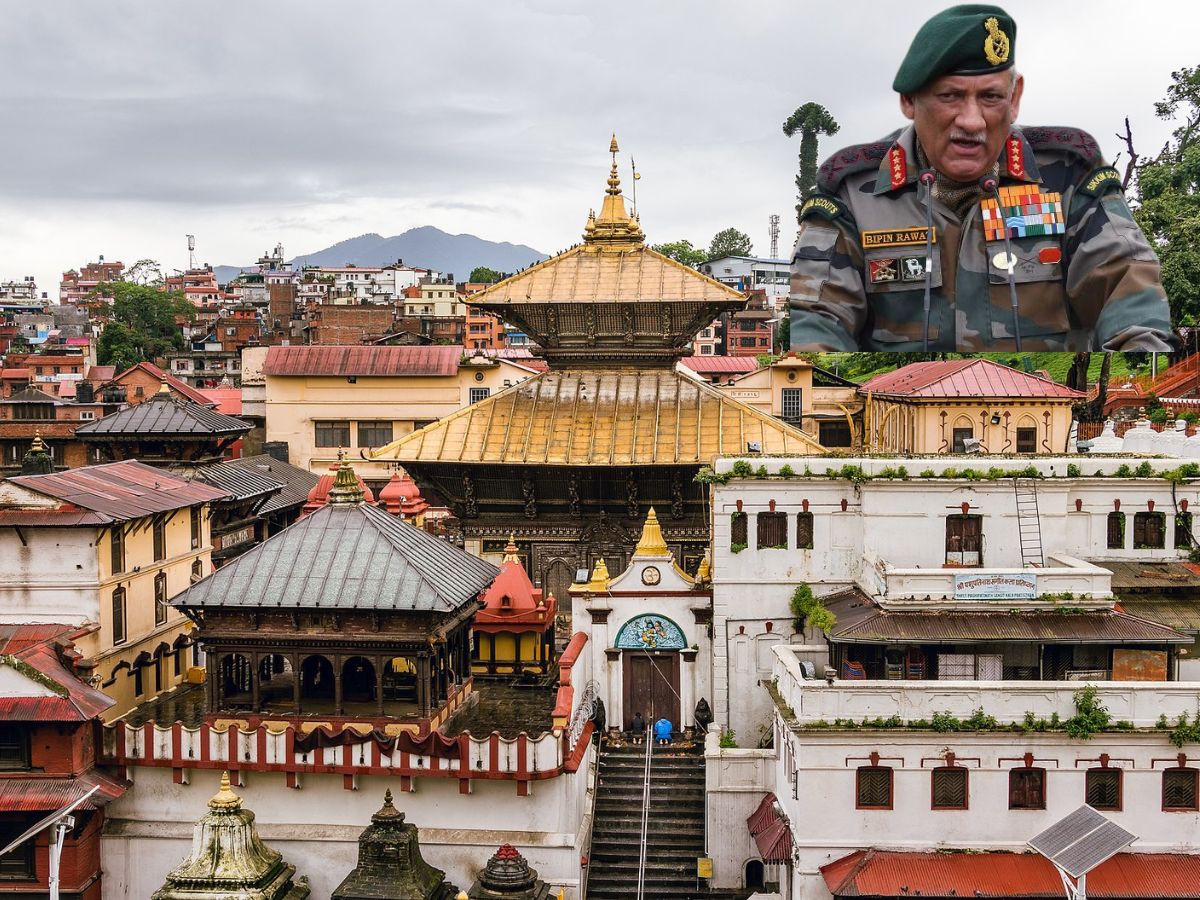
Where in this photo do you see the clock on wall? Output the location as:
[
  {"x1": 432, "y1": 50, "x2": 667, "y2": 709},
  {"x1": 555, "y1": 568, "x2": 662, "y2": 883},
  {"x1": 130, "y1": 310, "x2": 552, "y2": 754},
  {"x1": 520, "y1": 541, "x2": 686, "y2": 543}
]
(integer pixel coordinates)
[{"x1": 641, "y1": 566, "x2": 661, "y2": 586}]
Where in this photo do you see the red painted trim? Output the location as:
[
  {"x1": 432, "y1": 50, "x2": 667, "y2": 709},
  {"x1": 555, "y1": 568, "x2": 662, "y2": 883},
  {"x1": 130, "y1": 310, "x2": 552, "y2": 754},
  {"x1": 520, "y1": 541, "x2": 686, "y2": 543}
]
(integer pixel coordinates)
[
  {"x1": 172, "y1": 722, "x2": 182, "y2": 762},
  {"x1": 199, "y1": 722, "x2": 210, "y2": 763},
  {"x1": 143, "y1": 722, "x2": 154, "y2": 761},
  {"x1": 489, "y1": 733, "x2": 500, "y2": 774},
  {"x1": 286, "y1": 771, "x2": 298, "y2": 789},
  {"x1": 517, "y1": 734, "x2": 529, "y2": 781},
  {"x1": 400, "y1": 775, "x2": 412, "y2": 792},
  {"x1": 256, "y1": 728, "x2": 267, "y2": 766},
  {"x1": 343, "y1": 773, "x2": 355, "y2": 791}
]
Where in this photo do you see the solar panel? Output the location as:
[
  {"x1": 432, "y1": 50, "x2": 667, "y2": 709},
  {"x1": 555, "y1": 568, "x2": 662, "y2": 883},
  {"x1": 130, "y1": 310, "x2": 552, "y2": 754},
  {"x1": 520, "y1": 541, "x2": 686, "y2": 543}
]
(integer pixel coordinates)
[{"x1": 1028, "y1": 805, "x2": 1137, "y2": 879}]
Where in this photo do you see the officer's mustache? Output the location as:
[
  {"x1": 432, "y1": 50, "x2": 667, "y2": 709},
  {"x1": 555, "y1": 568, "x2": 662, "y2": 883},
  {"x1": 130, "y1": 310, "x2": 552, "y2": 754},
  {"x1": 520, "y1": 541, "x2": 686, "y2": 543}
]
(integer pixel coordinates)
[{"x1": 949, "y1": 130, "x2": 987, "y2": 145}]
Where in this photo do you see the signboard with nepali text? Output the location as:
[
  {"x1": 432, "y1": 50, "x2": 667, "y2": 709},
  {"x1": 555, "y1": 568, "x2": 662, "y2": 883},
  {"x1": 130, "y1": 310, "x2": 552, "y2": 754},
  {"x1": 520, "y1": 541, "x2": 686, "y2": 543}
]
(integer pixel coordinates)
[{"x1": 954, "y1": 572, "x2": 1037, "y2": 601}]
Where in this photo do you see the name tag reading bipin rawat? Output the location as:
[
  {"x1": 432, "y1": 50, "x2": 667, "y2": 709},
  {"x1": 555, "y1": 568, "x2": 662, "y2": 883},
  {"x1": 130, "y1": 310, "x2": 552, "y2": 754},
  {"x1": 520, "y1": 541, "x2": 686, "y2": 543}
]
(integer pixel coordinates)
[{"x1": 861, "y1": 227, "x2": 937, "y2": 249}]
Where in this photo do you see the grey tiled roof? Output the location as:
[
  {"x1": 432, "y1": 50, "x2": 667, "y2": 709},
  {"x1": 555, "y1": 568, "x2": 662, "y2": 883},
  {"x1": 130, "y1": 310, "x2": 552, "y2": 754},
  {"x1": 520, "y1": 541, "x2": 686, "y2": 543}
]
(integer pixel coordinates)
[
  {"x1": 226, "y1": 455, "x2": 319, "y2": 515},
  {"x1": 173, "y1": 463, "x2": 284, "y2": 503},
  {"x1": 76, "y1": 393, "x2": 250, "y2": 438},
  {"x1": 172, "y1": 501, "x2": 498, "y2": 613}
]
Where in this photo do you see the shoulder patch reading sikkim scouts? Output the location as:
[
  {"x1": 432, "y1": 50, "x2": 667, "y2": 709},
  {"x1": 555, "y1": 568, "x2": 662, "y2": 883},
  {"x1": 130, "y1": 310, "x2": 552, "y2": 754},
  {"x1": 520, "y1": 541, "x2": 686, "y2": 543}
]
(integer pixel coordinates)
[
  {"x1": 799, "y1": 194, "x2": 849, "y2": 222},
  {"x1": 980, "y1": 186, "x2": 1064, "y2": 241},
  {"x1": 860, "y1": 227, "x2": 936, "y2": 249},
  {"x1": 1078, "y1": 166, "x2": 1123, "y2": 198}
]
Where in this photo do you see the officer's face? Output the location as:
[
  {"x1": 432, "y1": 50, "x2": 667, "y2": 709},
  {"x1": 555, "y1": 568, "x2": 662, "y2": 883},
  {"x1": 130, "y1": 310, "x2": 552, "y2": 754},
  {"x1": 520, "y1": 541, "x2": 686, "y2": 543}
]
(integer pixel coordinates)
[{"x1": 901, "y1": 71, "x2": 1024, "y2": 183}]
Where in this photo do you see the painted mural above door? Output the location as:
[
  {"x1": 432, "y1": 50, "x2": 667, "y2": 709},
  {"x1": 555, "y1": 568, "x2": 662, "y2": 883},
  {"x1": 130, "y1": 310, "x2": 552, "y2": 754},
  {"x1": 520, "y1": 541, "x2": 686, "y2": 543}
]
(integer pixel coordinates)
[{"x1": 615, "y1": 614, "x2": 687, "y2": 651}]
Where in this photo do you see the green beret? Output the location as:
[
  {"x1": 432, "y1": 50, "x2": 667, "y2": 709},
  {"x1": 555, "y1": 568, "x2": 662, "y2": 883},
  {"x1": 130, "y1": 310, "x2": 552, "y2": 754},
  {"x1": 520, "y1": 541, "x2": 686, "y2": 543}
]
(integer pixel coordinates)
[{"x1": 893, "y1": 4, "x2": 1017, "y2": 94}]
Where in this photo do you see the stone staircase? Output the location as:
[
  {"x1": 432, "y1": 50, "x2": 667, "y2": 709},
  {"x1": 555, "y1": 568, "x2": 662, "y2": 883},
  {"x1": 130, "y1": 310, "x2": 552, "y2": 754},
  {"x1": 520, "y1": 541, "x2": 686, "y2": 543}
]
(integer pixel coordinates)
[{"x1": 587, "y1": 738, "x2": 715, "y2": 899}]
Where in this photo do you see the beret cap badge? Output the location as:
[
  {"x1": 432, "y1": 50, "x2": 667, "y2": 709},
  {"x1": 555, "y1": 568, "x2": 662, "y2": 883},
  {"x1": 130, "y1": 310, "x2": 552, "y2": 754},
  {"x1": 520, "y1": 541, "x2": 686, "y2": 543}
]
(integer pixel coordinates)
[{"x1": 983, "y1": 16, "x2": 1011, "y2": 66}]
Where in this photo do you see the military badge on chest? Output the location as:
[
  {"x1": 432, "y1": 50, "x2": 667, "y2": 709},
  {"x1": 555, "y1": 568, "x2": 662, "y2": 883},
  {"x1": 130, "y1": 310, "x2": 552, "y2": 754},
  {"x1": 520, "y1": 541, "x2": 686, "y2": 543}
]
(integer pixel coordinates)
[{"x1": 861, "y1": 227, "x2": 936, "y2": 288}]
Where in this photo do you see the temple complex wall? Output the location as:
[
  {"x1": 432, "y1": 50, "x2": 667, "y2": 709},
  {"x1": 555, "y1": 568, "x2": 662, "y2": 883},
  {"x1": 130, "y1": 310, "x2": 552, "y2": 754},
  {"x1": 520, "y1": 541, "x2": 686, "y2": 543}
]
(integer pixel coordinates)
[{"x1": 101, "y1": 758, "x2": 595, "y2": 898}]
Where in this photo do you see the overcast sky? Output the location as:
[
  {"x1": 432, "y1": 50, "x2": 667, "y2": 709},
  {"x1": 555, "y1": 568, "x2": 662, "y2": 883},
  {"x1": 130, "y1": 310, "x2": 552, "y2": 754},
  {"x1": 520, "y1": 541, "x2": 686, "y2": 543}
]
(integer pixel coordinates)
[{"x1": 1, "y1": 0, "x2": 1194, "y2": 294}]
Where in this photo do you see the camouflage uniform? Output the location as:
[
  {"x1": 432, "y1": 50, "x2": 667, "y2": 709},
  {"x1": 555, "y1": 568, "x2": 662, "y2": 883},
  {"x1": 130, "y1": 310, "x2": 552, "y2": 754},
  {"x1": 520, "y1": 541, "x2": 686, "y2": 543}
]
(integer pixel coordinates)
[{"x1": 789, "y1": 124, "x2": 1175, "y2": 351}]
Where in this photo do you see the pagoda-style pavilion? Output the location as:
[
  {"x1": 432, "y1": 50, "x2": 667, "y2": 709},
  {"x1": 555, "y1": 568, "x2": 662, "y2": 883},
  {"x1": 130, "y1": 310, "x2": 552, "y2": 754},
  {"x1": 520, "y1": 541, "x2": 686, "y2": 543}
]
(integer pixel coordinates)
[
  {"x1": 152, "y1": 772, "x2": 310, "y2": 899},
  {"x1": 368, "y1": 138, "x2": 823, "y2": 600},
  {"x1": 472, "y1": 537, "x2": 557, "y2": 675},
  {"x1": 172, "y1": 462, "x2": 498, "y2": 723},
  {"x1": 331, "y1": 790, "x2": 460, "y2": 900}
]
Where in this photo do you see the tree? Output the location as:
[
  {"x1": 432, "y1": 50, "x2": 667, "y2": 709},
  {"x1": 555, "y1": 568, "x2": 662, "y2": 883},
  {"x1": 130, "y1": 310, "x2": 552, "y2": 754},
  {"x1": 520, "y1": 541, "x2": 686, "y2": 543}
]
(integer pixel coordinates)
[
  {"x1": 469, "y1": 266, "x2": 504, "y2": 284},
  {"x1": 782, "y1": 103, "x2": 840, "y2": 222},
  {"x1": 776, "y1": 312, "x2": 790, "y2": 352},
  {"x1": 125, "y1": 258, "x2": 164, "y2": 286},
  {"x1": 651, "y1": 240, "x2": 707, "y2": 268},
  {"x1": 707, "y1": 228, "x2": 753, "y2": 260},
  {"x1": 1129, "y1": 67, "x2": 1200, "y2": 324},
  {"x1": 93, "y1": 282, "x2": 194, "y2": 371}
]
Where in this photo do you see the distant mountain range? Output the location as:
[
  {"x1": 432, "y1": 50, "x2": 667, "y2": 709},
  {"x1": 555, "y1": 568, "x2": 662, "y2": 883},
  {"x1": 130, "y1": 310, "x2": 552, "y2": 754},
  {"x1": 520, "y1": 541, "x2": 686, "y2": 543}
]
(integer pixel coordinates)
[{"x1": 214, "y1": 226, "x2": 547, "y2": 285}]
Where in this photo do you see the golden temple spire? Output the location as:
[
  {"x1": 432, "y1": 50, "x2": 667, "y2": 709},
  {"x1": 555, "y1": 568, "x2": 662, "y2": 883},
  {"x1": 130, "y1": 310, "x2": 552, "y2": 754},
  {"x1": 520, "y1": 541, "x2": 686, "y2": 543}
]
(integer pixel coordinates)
[
  {"x1": 30, "y1": 431, "x2": 47, "y2": 454},
  {"x1": 583, "y1": 135, "x2": 644, "y2": 249},
  {"x1": 328, "y1": 458, "x2": 365, "y2": 505},
  {"x1": 209, "y1": 771, "x2": 242, "y2": 811},
  {"x1": 503, "y1": 534, "x2": 520, "y2": 563},
  {"x1": 571, "y1": 557, "x2": 611, "y2": 594},
  {"x1": 695, "y1": 550, "x2": 712, "y2": 584},
  {"x1": 633, "y1": 507, "x2": 670, "y2": 557}
]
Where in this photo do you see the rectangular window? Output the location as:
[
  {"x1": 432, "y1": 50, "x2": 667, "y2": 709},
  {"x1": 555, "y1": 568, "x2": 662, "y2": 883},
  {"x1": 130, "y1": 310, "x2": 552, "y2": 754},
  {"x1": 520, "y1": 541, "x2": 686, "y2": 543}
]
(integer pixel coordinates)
[
  {"x1": 314, "y1": 420, "x2": 351, "y2": 448},
  {"x1": 153, "y1": 519, "x2": 166, "y2": 561},
  {"x1": 357, "y1": 421, "x2": 394, "y2": 446},
  {"x1": 1009, "y1": 768, "x2": 1046, "y2": 809},
  {"x1": 469, "y1": 387, "x2": 490, "y2": 404},
  {"x1": 112, "y1": 587, "x2": 127, "y2": 645},
  {"x1": 796, "y1": 511, "x2": 814, "y2": 550},
  {"x1": 1107, "y1": 511, "x2": 1125, "y2": 549},
  {"x1": 738, "y1": 337, "x2": 756, "y2": 347},
  {"x1": 110, "y1": 525, "x2": 125, "y2": 574},
  {"x1": 730, "y1": 511, "x2": 748, "y2": 550},
  {"x1": 0, "y1": 819, "x2": 35, "y2": 878},
  {"x1": 154, "y1": 572, "x2": 168, "y2": 626},
  {"x1": 931, "y1": 767, "x2": 968, "y2": 810},
  {"x1": 191, "y1": 506, "x2": 202, "y2": 549},
  {"x1": 952, "y1": 427, "x2": 973, "y2": 453},
  {"x1": 1176, "y1": 512, "x2": 1194, "y2": 549},
  {"x1": 1016, "y1": 427, "x2": 1037, "y2": 453},
  {"x1": 756, "y1": 512, "x2": 787, "y2": 549},
  {"x1": 0, "y1": 725, "x2": 31, "y2": 770},
  {"x1": 819, "y1": 420, "x2": 853, "y2": 448},
  {"x1": 856, "y1": 766, "x2": 893, "y2": 809},
  {"x1": 780, "y1": 388, "x2": 803, "y2": 424},
  {"x1": 1134, "y1": 511, "x2": 1166, "y2": 548},
  {"x1": 1163, "y1": 768, "x2": 1199, "y2": 811},
  {"x1": 1085, "y1": 768, "x2": 1122, "y2": 811},
  {"x1": 946, "y1": 515, "x2": 983, "y2": 566}
]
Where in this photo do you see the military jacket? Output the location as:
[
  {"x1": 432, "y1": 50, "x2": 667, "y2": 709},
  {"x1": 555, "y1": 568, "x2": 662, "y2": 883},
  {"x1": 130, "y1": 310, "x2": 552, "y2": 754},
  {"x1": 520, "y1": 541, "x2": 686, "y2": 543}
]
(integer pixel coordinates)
[{"x1": 789, "y1": 125, "x2": 1174, "y2": 352}]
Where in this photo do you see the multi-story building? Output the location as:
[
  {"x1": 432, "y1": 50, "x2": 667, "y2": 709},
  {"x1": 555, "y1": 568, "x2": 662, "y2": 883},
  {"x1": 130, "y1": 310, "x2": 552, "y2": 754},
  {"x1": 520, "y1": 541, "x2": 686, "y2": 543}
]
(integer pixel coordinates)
[
  {"x1": 0, "y1": 276, "x2": 43, "y2": 308},
  {"x1": 464, "y1": 307, "x2": 507, "y2": 349},
  {"x1": 0, "y1": 461, "x2": 227, "y2": 719},
  {"x1": 164, "y1": 266, "x2": 223, "y2": 308},
  {"x1": 3, "y1": 351, "x2": 88, "y2": 396},
  {"x1": 59, "y1": 259, "x2": 124, "y2": 305},
  {"x1": 700, "y1": 254, "x2": 791, "y2": 310}
]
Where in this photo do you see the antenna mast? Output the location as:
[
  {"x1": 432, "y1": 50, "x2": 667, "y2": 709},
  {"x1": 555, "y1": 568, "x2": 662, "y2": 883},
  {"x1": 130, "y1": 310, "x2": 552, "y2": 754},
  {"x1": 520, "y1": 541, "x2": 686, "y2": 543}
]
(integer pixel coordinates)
[
  {"x1": 769, "y1": 214, "x2": 780, "y2": 259},
  {"x1": 186, "y1": 234, "x2": 196, "y2": 271}
]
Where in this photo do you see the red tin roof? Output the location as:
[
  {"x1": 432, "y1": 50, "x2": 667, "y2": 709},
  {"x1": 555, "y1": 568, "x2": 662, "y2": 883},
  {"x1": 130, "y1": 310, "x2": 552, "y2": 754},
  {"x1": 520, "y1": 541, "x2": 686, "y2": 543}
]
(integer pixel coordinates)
[
  {"x1": 0, "y1": 624, "x2": 114, "y2": 722},
  {"x1": 746, "y1": 792, "x2": 792, "y2": 863},
  {"x1": 679, "y1": 355, "x2": 762, "y2": 375},
  {"x1": 0, "y1": 771, "x2": 126, "y2": 811},
  {"x1": 111, "y1": 361, "x2": 213, "y2": 405},
  {"x1": 859, "y1": 358, "x2": 1083, "y2": 399},
  {"x1": 9, "y1": 459, "x2": 228, "y2": 523},
  {"x1": 263, "y1": 345, "x2": 464, "y2": 377},
  {"x1": 822, "y1": 850, "x2": 1200, "y2": 898}
]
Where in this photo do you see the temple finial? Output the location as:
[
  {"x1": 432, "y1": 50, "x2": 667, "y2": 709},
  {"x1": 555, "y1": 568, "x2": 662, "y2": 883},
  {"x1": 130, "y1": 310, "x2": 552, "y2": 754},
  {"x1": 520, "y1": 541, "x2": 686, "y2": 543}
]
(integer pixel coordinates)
[
  {"x1": 209, "y1": 771, "x2": 242, "y2": 810},
  {"x1": 634, "y1": 507, "x2": 669, "y2": 557},
  {"x1": 328, "y1": 459, "x2": 365, "y2": 505},
  {"x1": 503, "y1": 534, "x2": 520, "y2": 563}
]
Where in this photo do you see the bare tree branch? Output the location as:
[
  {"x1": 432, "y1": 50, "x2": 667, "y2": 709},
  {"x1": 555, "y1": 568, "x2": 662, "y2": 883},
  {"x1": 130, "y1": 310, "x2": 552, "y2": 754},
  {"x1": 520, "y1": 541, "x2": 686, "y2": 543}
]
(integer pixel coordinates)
[{"x1": 1117, "y1": 117, "x2": 1139, "y2": 191}]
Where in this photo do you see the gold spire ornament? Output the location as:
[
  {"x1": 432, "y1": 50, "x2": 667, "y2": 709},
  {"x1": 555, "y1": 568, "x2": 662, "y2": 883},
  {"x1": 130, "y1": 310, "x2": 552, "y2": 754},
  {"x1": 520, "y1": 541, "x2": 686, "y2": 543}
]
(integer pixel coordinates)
[
  {"x1": 30, "y1": 432, "x2": 47, "y2": 454},
  {"x1": 633, "y1": 508, "x2": 670, "y2": 557},
  {"x1": 502, "y1": 534, "x2": 520, "y2": 563},
  {"x1": 327, "y1": 459, "x2": 366, "y2": 505},
  {"x1": 583, "y1": 135, "x2": 644, "y2": 249},
  {"x1": 570, "y1": 557, "x2": 611, "y2": 593},
  {"x1": 209, "y1": 771, "x2": 243, "y2": 810}
]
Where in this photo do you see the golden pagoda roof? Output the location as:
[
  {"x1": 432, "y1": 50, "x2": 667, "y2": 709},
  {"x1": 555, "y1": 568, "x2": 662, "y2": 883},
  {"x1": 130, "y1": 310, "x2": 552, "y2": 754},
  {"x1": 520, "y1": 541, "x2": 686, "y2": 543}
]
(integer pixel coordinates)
[{"x1": 367, "y1": 369, "x2": 824, "y2": 466}]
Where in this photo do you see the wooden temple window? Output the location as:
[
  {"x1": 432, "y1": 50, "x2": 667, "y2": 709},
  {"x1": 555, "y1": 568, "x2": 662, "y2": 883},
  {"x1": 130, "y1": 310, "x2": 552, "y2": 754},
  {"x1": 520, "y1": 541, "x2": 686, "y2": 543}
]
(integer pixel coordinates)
[
  {"x1": 314, "y1": 420, "x2": 351, "y2": 448},
  {"x1": 153, "y1": 519, "x2": 166, "y2": 562},
  {"x1": 1175, "y1": 511, "x2": 1194, "y2": 549},
  {"x1": 945, "y1": 515, "x2": 982, "y2": 566},
  {"x1": 1008, "y1": 767, "x2": 1046, "y2": 810},
  {"x1": 730, "y1": 511, "x2": 748, "y2": 552},
  {"x1": 796, "y1": 512, "x2": 814, "y2": 550},
  {"x1": 1107, "y1": 511, "x2": 1125, "y2": 549},
  {"x1": 154, "y1": 572, "x2": 168, "y2": 626},
  {"x1": 0, "y1": 820, "x2": 34, "y2": 878},
  {"x1": 1085, "y1": 768, "x2": 1122, "y2": 811},
  {"x1": 952, "y1": 427, "x2": 973, "y2": 454},
  {"x1": 357, "y1": 421, "x2": 393, "y2": 446},
  {"x1": 856, "y1": 766, "x2": 893, "y2": 810},
  {"x1": 112, "y1": 587, "x2": 127, "y2": 645},
  {"x1": 1133, "y1": 511, "x2": 1166, "y2": 549},
  {"x1": 1016, "y1": 427, "x2": 1037, "y2": 453},
  {"x1": 931, "y1": 766, "x2": 968, "y2": 810},
  {"x1": 0, "y1": 726, "x2": 31, "y2": 771},
  {"x1": 1163, "y1": 767, "x2": 1199, "y2": 811},
  {"x1": 757, "y1": 512, "x2": 787, "y2": 549},
  {"x1": 191, "y1": 506, "x2": 202, "y2": 549},
  {"x1": 110, "y1": 525, "x2": 125, "y2": 574}
]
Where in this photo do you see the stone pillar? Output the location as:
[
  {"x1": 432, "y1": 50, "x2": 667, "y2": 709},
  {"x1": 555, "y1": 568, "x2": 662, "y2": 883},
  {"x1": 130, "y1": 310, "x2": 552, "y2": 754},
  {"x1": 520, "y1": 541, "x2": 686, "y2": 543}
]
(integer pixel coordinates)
[
  {"x1": 375, "y1": 656, "x2": 385, "y2": 717},
  {"x1": 417, "y1": 656, "x2": 430, "y2": 717},
  {"x1": 334, "y1": 655, "x2": 344, "y2": 716},
  {"x1": 680, "y1": 648, "x2": 698, "y2": 731},
  {"x1": 250, "y1": 652, "x2": 261, "y2": 713},
  {"x1": 292, "y1": 652, "x2": 302, "y2": 716}
]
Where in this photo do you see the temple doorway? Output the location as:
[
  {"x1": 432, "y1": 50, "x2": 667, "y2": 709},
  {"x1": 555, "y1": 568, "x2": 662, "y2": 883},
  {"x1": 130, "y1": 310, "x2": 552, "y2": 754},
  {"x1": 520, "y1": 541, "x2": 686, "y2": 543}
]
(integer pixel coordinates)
[{"x1": 622, "y1": 651, "x2": 680, "y2": 730}]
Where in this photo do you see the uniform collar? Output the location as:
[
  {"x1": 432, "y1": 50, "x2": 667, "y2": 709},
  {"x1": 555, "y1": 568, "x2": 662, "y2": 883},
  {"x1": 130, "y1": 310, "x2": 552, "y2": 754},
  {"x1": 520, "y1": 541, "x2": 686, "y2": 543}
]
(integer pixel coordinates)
[{"x1": 874, "y1": 125, "x2": 1040, "y2": 195}]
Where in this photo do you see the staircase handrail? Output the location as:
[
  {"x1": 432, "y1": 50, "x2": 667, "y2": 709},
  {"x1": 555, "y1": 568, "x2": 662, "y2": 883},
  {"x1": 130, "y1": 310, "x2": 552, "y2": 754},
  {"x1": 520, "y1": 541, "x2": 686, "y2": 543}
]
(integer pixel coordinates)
[{"x1": 579, "y1": 730, "x2": 601, "y2": 899}]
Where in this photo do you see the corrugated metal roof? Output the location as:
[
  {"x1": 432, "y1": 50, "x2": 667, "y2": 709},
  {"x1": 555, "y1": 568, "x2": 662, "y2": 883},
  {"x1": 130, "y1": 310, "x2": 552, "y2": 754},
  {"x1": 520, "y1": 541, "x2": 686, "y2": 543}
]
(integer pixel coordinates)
[
  {"x1": 173, "y1": 501, "x2": 498, "y2": 614},
  {"x1": 173, "y1": 462, "x2": 283, "y2": 503},
  {"x1": 0, "y1": 508, "x2": 111, "y2": 526},
  {"x1": 227, "y1": 455, "x2": 320, "y2": 515},
  {"x1": 859, "y1": 359, "x2": 1083, "y2": 399},
  {"x1": 678, "y1": 356, "x2": 762, "y2": 375},
  {"x1": 821, "y1": 850, "x2": 1200, "y2": 898},
  {"x1": 469, "y1": 244, "x2": 745, "y2": 305},
  {"x1": 10, "y1": 460, "x2": 229, "y2": 522},
  {"x1": 1117, "y1": 596, "x2": 1200, "y2": 632},
  {"x1": 0, "y1": 771, "x2": 126, "y2": 811},
  {"x1": 828, "y1": 602, "x2": 1188, "y2": 644},
  {"x1": 110, "y1": 361, "x2": 213, "y2": 405},
  {"x1": 263, "y1": 345, "x2": 463, "y2": 377},
  {"x1": 0, "y1": 624, "x2": 75, "y2": 655},
  {"x1": 746, "y1": 792, "x2": 793, "y2": 863},
  {"x1": 1095, "y1": 561, "x2": 1200, "y2": 591},
  {"x1": 4, "y1": 386, "x2": 61, "y2": 404},
  {"x1": 367, "y1": 369, "x2": 824, "y2": 466},
  {"x1": 0, "y1": 626, "x2": 115, "y2": 721},
  {"x1": 75, "y1": 392, "x2": 250, "y2": 438}
]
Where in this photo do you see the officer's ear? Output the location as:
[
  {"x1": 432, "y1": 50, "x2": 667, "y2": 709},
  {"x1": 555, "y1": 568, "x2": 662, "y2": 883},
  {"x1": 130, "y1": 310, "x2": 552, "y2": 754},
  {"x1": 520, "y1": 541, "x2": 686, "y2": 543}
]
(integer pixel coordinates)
[
  {"x1": 899, "y1": 93, "x2": 917, "y2": 121},
  {"x1": 1009, "y1": 73, "x2": 1025, "y2": 121}
]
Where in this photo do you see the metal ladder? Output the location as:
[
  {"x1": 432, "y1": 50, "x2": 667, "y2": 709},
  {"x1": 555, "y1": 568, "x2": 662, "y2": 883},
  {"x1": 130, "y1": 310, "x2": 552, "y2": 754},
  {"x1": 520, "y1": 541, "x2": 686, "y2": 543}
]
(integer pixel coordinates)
[{"x1": 1014, "y1": 477, "x2": 1044, "y2": 567}]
